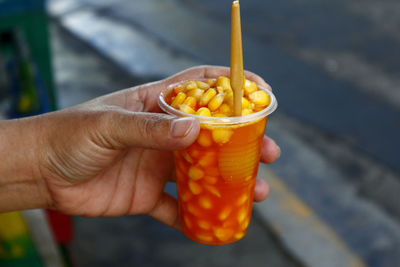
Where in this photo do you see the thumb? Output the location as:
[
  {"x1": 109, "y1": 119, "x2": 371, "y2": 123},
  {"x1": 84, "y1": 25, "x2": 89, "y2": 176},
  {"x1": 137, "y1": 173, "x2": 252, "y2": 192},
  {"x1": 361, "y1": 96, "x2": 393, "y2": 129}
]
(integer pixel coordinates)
[{"x1": 98, "y1": 111, "x2": 200, "y2": 150}]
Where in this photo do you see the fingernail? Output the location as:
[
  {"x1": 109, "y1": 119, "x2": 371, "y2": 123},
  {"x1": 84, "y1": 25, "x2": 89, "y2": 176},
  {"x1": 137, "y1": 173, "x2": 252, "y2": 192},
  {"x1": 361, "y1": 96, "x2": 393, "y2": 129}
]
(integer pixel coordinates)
[
  {"x1": 276, "y1": 143, "x2": 281, "y2": 158},
  {"x1": 170, "y1": 117, "x2": 195, "y2": 138}
]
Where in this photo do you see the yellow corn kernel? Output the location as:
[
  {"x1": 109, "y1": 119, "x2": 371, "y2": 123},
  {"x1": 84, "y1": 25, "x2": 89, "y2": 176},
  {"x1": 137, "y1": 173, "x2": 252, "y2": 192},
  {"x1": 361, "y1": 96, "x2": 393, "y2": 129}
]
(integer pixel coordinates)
[
  {"x1": 242, "y1": 97, "x2": 250, "y2": 109},
  {"x1": 198, "y1": 196, "x2": 212, "y2": 209},
  {"x1": 179, "y1": 104, "x2": 195, "y2": 114},
  {"x1": 187, "y1": 203, "x2": 202, "y2": 216},
  {"x1": 198, "y1": 220, "x2": 211, "y2": 230},
  {"x1": 234, "y1": 232, "x2": 245, "y2": 240},
  {"x1": 238, "y1": 208, "x2": 247, "y2": 223},
  {"x1": 214, "y1": 227, "x2": 234, "y2": 242},
  {"x1": 196, "y1": 81, "x2": 210, "y2": 90},
  {"x1": 241, "y1": 218, "x2": 250, "y2": 230},
  {"x1": 196, "y1": 234, "x2": 213, "y2": 242},
  {"x1": 204, "y1": 175, "x2": 218, "y2": 184},
  {"x1": 197, "y1": 130, "x2": 213, "y2": 147},
  {"x1": 188, "y1": 181, "x2": 203, "y2": 195},
  {"x1": 204, "y1": 184, "x2": 221, "y2": 197},
  {"x1": 225, "y1": 97, "x2": 233, "y2": 108},
  {"x1": 219, "y1": 206, "x2": 232, "y2": 221},
  {"x1": 186, "y1": 88, "x2": 204, "y2": 100},
  {"x1": 216, "y1": 86, "x2": 225, "y2": 94},
  {"x1": 181, "y1": 150, "x2": 193, "y2": 164},
  {"x1": 212, "y1": 113, "x2": 226, "y2": 117},
  {"x1": 253, "y1": 106, "x2": 264, "y2": 112},
  {"x1": 183, "y1": 215, "x2": 192, "y2": 228},
  {"x1": 188, "y1": 147, "x2": 201, "y2": 159},
  {"x1": 212, "y1": 128, "x2": 233, "y2": 144},
  {"x1": 219, "y1": 103, "x2": 232, "y2": 116},
  {"x1": 205, "y1": 79, "x2": 216, "y2": 87},
  {"x1": 244, "y1": 78, "x2": 258, "y2": 96},
  {"x1": 171, "y1": 92, "x2": 186, "y2": 108},
  {"x1": 197, "y1": 151, "x2": 217, "y2": 167},
  {"x1": 181, "y1": 191, "x2": 193, "y2": 202},
  {"x1": 216, "y1": 76, "x2": 232, "y2": 90},
  {"x1": 224, "y1": 89, "x2": 234, "y2": 106},
  {"x1": 199, "y1": 88, "x2": 217, "y2": 106},
  {"x1": 184, "y1": 81, "x2": 197, "y2": 91},
  {"x1": 196, "y1": 107, "x2": 211, "y2": 117},
  {"x1": 175, "y1": 160, "x2": 187, "y2": 175},
  {"x1": 241, "y1": 108, "x2": 253, "y2": 116},
  {"x1": 225, "y1": 88, "x2": 234, "y2": 98},
  {"x1": 173, "y1": 85, "x2": 184, "y2": 95},
  {"x1": 183, "y1": 96, "x2": 197, "y2": 109},
  {"x1": 188, "y1": 166, "x2": 204, "y2": 180},
  {"x1": 208, "y1": 93, "x2": 225, "y2": 111},
  {"x1": 248, "y1": 90, "x2": 271, "y2": 107},
  {"x1": 236, "y1": 194, "x2": 248, "y2": 206}
]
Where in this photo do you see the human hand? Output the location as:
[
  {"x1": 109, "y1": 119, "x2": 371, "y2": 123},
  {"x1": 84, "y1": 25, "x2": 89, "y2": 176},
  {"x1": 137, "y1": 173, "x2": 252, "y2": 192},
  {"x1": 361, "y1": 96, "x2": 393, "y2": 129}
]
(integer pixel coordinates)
[{"x1": 27, "y1": 65, "x2": 280, "y2": 229}]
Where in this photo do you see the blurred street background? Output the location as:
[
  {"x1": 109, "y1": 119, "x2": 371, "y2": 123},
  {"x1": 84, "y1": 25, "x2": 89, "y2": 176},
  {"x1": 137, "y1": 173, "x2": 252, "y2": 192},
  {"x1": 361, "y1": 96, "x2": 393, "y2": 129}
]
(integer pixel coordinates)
[{"x1": 1, "y1": 0, "x2": 400, "y2": 266}]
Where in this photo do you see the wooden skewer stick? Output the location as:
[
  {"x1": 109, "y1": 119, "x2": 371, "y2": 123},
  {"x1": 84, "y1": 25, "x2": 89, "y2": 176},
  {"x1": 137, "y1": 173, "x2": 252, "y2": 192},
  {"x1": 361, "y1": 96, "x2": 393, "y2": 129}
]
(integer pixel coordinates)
[{"x1": 230, "y1": 0, "x2": 244, "y2": 116}]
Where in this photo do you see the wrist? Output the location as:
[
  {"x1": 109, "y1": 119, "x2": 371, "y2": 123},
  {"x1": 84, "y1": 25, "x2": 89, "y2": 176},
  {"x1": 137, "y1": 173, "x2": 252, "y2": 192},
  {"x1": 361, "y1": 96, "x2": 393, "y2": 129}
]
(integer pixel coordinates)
[{"x1": 0, "y1": 117, "x2": 51, "y2": 212}]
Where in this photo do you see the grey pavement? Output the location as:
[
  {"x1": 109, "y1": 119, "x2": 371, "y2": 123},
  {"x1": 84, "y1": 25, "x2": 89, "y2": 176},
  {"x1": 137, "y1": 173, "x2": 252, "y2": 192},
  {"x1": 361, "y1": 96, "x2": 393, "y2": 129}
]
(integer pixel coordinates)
[
  {"x1": 69, "y1": 214, "x2": 301, "y2": 267},
  {"x1": 48, "y1": 0, "x2": 400, "y2": 266}
]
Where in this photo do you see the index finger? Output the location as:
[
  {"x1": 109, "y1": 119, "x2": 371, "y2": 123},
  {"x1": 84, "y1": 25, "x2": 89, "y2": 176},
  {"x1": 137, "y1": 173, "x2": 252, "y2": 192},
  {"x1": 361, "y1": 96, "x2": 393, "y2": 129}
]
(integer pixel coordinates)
[{"x1": 260, "y1": 135, "x2": 281, "y2": 164}]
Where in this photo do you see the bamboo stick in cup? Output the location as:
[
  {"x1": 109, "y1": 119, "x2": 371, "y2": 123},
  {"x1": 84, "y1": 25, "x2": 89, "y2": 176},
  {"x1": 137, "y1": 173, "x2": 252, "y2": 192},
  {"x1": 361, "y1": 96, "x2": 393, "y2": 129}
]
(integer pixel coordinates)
[{"x1": 230, "y1": 0, "x2": 244, "y2": 116}]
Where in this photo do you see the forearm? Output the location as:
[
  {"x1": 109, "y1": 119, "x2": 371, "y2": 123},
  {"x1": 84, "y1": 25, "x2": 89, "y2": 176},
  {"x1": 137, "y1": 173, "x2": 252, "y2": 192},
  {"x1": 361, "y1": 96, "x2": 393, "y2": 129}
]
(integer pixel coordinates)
[{"x1": 0, "y1": 117, "x2": 50, "y2": 212}]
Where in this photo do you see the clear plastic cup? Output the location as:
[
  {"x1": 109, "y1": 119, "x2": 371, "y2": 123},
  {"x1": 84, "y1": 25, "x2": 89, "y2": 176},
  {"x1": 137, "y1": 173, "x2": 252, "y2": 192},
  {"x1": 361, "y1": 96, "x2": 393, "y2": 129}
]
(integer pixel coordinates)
[{"x1": 158, "y1": 79, "x2": 277, "y2": 245}]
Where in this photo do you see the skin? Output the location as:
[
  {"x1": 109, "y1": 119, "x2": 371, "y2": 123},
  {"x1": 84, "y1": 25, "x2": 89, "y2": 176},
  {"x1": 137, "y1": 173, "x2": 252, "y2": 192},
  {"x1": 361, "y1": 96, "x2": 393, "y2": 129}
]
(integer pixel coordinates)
[{"x1": 0, "y1": 65, "x2": 280, "y2": 231}]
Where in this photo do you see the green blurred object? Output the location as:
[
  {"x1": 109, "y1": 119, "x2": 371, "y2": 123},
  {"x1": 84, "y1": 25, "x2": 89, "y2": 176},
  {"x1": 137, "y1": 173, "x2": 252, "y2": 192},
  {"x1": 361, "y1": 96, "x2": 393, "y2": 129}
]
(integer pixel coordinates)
[
  {"x1": 0, "y1": 212, "x2": 43, "y2": 267},
  {"x1": 17, "y1": 50, "x2": 41, "y2": 113},
  {"x1": 0, "y1": 0, "x2": 57, "y2": 114}
]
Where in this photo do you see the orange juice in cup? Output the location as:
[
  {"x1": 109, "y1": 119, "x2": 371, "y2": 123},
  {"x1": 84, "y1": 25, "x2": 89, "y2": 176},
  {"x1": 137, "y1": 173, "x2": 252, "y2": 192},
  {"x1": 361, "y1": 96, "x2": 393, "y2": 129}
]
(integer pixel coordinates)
[{"x1": 158, "y1": 77, "x2": 277, "y2": 245}]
